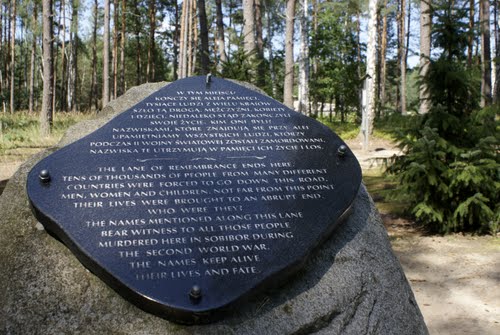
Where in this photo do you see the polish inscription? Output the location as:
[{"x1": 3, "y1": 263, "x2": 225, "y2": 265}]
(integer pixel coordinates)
[{"x1": 27, "y1": 76, "x2": 361, "y2": 323}]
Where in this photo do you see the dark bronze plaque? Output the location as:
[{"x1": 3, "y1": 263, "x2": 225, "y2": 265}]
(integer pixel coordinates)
[{"x1": 27, "y1": 76, "x2": 361, "y2": 324}]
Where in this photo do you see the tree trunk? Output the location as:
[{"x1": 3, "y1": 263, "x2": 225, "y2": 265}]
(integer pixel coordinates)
[
  {"x1": 90, "y1": 0, "x2": 98, "y2": 111},
  {"x1": 187, "y1": 0, "x2": 198, "y2": 76},
  {"x1": 120, "y1": 0, "x2": 125, "y2": 95},
  {"x1": 380, "y1": 0, "x2": 388, "y2": 111},
  {"x1": 399, "y1": 0, "x2": 407, "y2": 114},
  {"x1": 10, "y1": 0, "x2": 16, "y2": 114},
  {"x1": 197, "y1": 0, "x2": 209, "y2": 74},
  {"x1": 68, "y1": 0, "x2": 79, "y2": 112},
  {"x1": 468, "y1": 0, "x2": 475, "y2": 67},
  {"x1": 147, "y1": 0, "x2": 156, "y2": 82},
  {"x1": 419, "y1": 0, "x2": 431, "y2": 114},
  {"x1": 298, "y1": 0, "x2": 310, "y2": 115},
  {"x1": 178, "y1": 0, "x2": 188, "y2": 78},
  {"x1": 173, "y1": 0, "x2": 179, "y2": 80},
  {"x1": 362, "y1": 0, "x2": 378, "y2": 150},
  {"x1": 29, "y1": 3, "x2": 37, "y2": 114},
  {"x1": 41, "y1": 0, "x2": 54, "y2": 136},
  {"x1": 103, "y1": 0, "x2": 110, "y2": 106},
  {"x1": 215, "y1": 0, "x2": 226, "y2": 72},
  {"x1": 265, "y1": 1, "x2": 277, "y2": 98},
  {"x1": 242, "y1": 0, "x2": 256, "y2": 56},
  {"x1": 255, "y1": 0, "x2": 265, "y2": 86},
  {"x1": 134, "y1": 0, "x2": 142, "y2": 85},
  {"x1": 494, "y1": 0, "x2": 500, "y2": 101},
  {"x1": 283, "y1": 0, "x2": 295, "y2": 109},
  {"x1": 480, "y1": 0, "x2": 492, "y2": 106},
  {"x1": 112, "y1": 0, "x2": 119, "y2": 98}
]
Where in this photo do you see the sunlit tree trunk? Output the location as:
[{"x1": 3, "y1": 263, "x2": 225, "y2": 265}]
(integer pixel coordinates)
[
  {"x1": 112, "y1": 0, "x2": 118, "y2": 98},
  {"x1": 197, "y1": 0, "x2": 209, "y2": 74},
  {"x1": 173, "y1": 0, "x2": 179, "y2": 79},
  {"x1": 68, "y1": 0, "x2": 79, "y2": 112},
  {"x1": 10, "y1": 0, "x2": 16, "y2": 114},
  {"x1": 215, "y1": 0, "x2": 226, "y2": 72},
  {"x1": 265, "y1": 1, "x2": 277, "y2": 97},
  {"x1": 178, "y1": 0, "x2": 188, "y2": 78},
  {"x1": 419, "y1": 0, "x2": 431, "y2": 114},
  {"x1": 361, "y1": 0, "x2": 378, "y2": 150},
  {"x1": 380, "y1": 0, "x2": 388, "y2": 110},
  {"x1": 90, "y1": 0, "x2": 98, "y2": 110},
  {"x1": 41, "y1": 0, "x2": 54, "y2": 136},
  {"x1": 399, "y1": 0, "x2": 407, "y2": 114},
  {"x1": 283, "y1": 0, "x2": 295, "y2": 109},
  {"x1": 147, "y1": 0, "x2": 156, "y2": 82},
  {"x1": 120, "y1": 0, "x2": 125, "y2": 95},
  {"x1": 298, "y1": 0, "x2": 310, "y2": 115},
  {"x1": 29, "y1": 3, "x2": 37, "y2": 114},
  {"x1": 243, "y1": 0, "x2": 256, "y2": 55},
  {"x1": 134, "y1": 0, "x2": 142, "y2": 85},
  {"x1": 103, "y1": 0, "x2": 110, "y2": 106},
  {"x1": 480, "y1": 0, "x2": 492, "y2": 106},
  {"x1": 255, "y1": 0, "x2": 265, "y2": 86},
  {"x1": 494, "y1": 0, "x2": 500, "y2": 102}
]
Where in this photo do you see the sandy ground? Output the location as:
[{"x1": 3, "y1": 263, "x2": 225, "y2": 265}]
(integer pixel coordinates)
[{"x1": 1, "y1": 141, "x2": 499, "y2": 334}]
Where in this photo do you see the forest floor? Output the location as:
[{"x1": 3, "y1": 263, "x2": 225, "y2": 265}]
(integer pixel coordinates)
[{"x1": 1, "y1": 139, "x2": 499, "y2": 334}]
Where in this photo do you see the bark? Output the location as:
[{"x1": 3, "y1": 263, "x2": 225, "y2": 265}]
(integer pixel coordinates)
[
  {"x1": 120, "y1": 0, "x2": 125, "y2": 95},
  {"x1": 380, "y1": 0, "x2": 388, "y2": 110},
  {"x1": 197, "y1": 0, "x2": 210, "y2": 74},
  {"x1": 178, "y1": 0, "x2": 188, "y2": 78},
  {"x1": 242, "y1": 0, "x2": 256, "y2": 56},
  {"x1": 419, "y1": 0, "x2": 431, "y2": 114},
  {"x1": 90, "y1": 0, "x2": 98, "y2": 110},
  {"x1": 173, "y1": 0, "x2": 179, "y2": 80},
  {"x1": 29, "y1": 3, "x2": 37, "y2": 114},
  {"x1": 298, "y1": 0, "x2": 310, "y2": 115},
  {"x1": 147, "y1": 0, "x2": 156, "y2": 82},
  {"x1": 399, "y1": 0, "x2": 407, "y2": 115},
  {"x1": 215, "y1": 0, "x2": 227, "y2": 72},
  {"x1": 255, "y1": 0, "x2": 265, "y2": 86},
  {"x1": 134, "y1": 0, "x2": 142, "y2": 85},
  {"x1": 0, "y1": 4, "x2": 3, "y2": 94},
  {"x1": 103, "y1": 0, "x2": 110, "y2": 106},
  {"x1": 468, "y1": 0, "x2": 474, "y2": 67},
  {"x1": 265, "y1": 1, "x2": 277, "y2": 97},
  {"x1": 113, "y1": 0, "x2": 119, "y2": 98},
  {"x1": 187, "y1": 0, "x2": 197, "y2": 76},
  {"x1": 283, "y1": 0, "x2": 295, "y2": 109},
  {"x1": 494, "y1": 0, "x2": 500, "y2": 101},
  {"x1": 68, "y1": 0, "x2": 79, "y2": 112},
  {"x1": 41, "y1": 0, "x2": 54, "y2": 136},
  {"x1": 480, "y1": 0, "x2": 492, "y2": 106},
  {"x1": 10, "y1": 0, "x2": 16, "y2": 113},
  {"x1": 59, "y1": 0, "x2": 66, "y2": 112},
  {"x1": 362, "y1": 0, "x2": 378, "y2": 150}
]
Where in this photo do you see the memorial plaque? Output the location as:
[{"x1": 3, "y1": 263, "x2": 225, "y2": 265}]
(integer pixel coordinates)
[{"x1": 27, "y1": 76, "x2": 361, "y2": 324}]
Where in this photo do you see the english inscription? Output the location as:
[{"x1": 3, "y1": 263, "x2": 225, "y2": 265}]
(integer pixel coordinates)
[{"x1": 27, "y1": 76, "x2": 361, "y2": 324}]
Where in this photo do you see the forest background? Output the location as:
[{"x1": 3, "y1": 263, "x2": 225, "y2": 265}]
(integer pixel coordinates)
[{"x1": 0, "y1": 0, "x2": 498, "y2": 234}]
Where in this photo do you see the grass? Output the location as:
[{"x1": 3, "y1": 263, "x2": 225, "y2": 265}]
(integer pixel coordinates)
[
  {"x1": 362, "y1": 170, "x2": 409, "y2": 217},
  {"x1": 0, "y1": 111, "x2": 94, "y2": 163},
  {"x1": 317, "y1": 115, "x2": 360, "y2": 140}
]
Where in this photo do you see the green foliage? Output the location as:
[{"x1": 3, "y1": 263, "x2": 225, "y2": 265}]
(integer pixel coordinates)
[
  {"x1": 310, "y1": 1, "x2": 361, "y2": 120},
  {"x1": 388, "y1": 0, "x2": 499, "y2": 234},
  {"x1": 388, "y1": 103, "x2": 499, "y2": 234}
]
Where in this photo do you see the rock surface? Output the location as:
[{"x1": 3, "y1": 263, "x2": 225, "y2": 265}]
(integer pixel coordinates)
[{"x1": 0, "y1": 82, "x2": 428, "y2": 335}]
